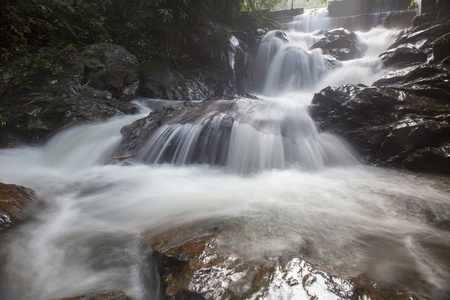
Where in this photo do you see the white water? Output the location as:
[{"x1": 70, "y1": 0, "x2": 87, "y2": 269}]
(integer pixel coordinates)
[{"x1": 1, "y1": 12, "x2": 449, "y2": 300}]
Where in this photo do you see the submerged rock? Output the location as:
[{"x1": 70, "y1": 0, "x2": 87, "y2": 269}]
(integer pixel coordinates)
[
  {"x1": 143, "y1": 220, "x2": 424, "y2": 299},
  {"x1": 311, "y1": 28, "x2": 367, "y2": 61},
  {"x1": 0, "y1": 182, "x2": 37, "y2": 229},
  {"x1": 311, "y1": 63, "x2": 450, "y2": 173},
  {"x1": 49, "y1": 290, "x2": 132, "y2": 300}
]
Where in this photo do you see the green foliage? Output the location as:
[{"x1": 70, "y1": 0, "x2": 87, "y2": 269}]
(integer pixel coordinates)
[{"x1": 0, "y1": 0, "x2": 271, "y2": 77}]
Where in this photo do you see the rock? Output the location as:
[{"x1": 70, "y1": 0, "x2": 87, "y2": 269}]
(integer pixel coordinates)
[
  {"x1": 413, "y1": 0, "x2": 450, "y2": 27},
  {"x1": 49, "y1": 290, "x2": 132, "y2": 300},
  {"x1": 311, "y1": 28, "x2": 367, "y2": 61},
  {"x1": 139, "y1": 62, "x2": 190, "y2": 100},
  {"x1": 143, "y1": 220, "x2": 424, "y2": 299},
  {"x1": 433, "y1": 32, "x2": 450, "y2": 63},
  {"x1": 0, "y1": 182, "x2": 37, "y2": 229},
  {"x1": 0, "y1": 79, "x2": 139, "y2": 147},
  {"x1": 109, "y1": 100, "x2": 236, "y2": 166},
  {"x1": 380, "y1": 18, "x2": 450, "y2": 68},
  {"x1": 0, "y1": 43, "x2": 141, "y2": 148},
  {"x1": 311, "y1": 63, "x2": 450, "y2": 173},
  {"x1": 109, "y1": 104, "x2": 186, "y2": 164},
  {"x1": 82, "y1": 43, "x2": 139, "y2": 101},
  {"x1": 384, "y1": 10, "x2": 418, "y2": 29}
]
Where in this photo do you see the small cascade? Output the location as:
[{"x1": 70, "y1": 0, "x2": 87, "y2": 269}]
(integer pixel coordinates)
[
  {"x1": 136, "y1": 97, "x2": 357, "y2": 174},
  {"x1": 138, "y1": 112, "x2": 232, "y2": 166},
  {"x1": 263, "y1": 47, "x2": 327, "y2": 94},
  {"x1": 43, "y1": 103, "x2": 150, "y2": 172}
]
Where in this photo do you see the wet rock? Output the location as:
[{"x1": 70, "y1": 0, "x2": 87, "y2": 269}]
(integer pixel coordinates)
[
  {"x1": 49, "y1": 290, "x2": 132, "y2": 300},
  {"x1": 311, "y1": 28, "x2": 367, "y2": 61},
  {"x1": 379, "y1": 19, "x2": 450, "y2": 68},
  {"x1": 0, "y1": 182, "x2": 37, "y2": 229},
  {"x1": 0, "y1": 78, "x2": 139, "y2": 147},
  {"x1": 109, "y1": 100, "x2": 236, "y2": 166},
  {"x1": 143, "y1": 220, "x2": 424, "y2": 299},
  {"x1": 81, "y1": 43, "x2": 139, "y2": 101},
  {"x1": 311, "y1": 64, "x2": 450, "y2": 173},
  {"x1": 109, "y1": 104, "x2": 186, "y2": 164}
]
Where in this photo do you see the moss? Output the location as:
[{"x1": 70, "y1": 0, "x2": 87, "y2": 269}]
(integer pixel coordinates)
[{"x1": 433, "y1": 32, "x2": 450, "y2": 62}]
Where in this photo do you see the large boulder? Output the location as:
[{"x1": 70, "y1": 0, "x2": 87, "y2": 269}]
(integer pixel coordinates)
[
  {"x1": 0, "y1": 182, "x2": 37, "y2": 229},
  {"x1": 143, "y1": 220, "x2": 423, "y2": 299},
  {"x1": 311, "y1": 28, "x2": 367, "y2": 61},
  {"x1": 311, "y1": 63, "x2": 450, "y2": 173},
  {"x1": 81, "y1": 44, "x2": 140, "y2": 101}
]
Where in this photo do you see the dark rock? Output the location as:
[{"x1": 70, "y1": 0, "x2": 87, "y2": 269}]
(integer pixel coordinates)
[
  {"x1": 139, "y1": 62, "x2": 189, "y2": 100},
  {"x1": 49, "y1": 290, "x2": 132, "y2": 300},
  {"x1": 413, "y1": 0, "x2": 450, "y2": 27},
  {"x1": 109, "y1": 100, "x2": 236, "y2": 166},
  {"x1": 433, "y1": 32, "x2": 450, "y2": 62},
  {"x1": 81, "y1": 44, "x2": 139, "y2": 101},
  {"x1": 311, "y1": 28, "x2": 367, "y2": 61},
  {"x1": 109, "y1": 104, "x2": 186, "y2": 164},
  {"x1": 384, "y1": 10, "x2": 418, "y2": 29},
  {"x1": 0, "y1": 182, "x2": 37, "y2": 229},
  {"x1": 0, "y1": 43, "x2": 141, "y2": 148},
  {"x1": 380, "y1": 19, "x2": 450, "y2": 68},
  {"x1": 0, "y1": 79, "x2": 139, "y2": 147},
  {"x1": 311, "y1": 63, "x2": 450, "y2": 173}
]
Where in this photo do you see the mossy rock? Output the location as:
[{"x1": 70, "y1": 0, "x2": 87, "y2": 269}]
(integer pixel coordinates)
[{"x1": 433, "y1": 32, "x2": 450, "y2": 62}]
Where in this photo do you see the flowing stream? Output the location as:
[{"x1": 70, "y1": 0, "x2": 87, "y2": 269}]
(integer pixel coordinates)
[{"x1": 1, "y1": 8, "x2": 449, "y2": 300}]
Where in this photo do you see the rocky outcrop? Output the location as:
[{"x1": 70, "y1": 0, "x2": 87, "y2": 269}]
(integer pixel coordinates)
[
  {"x1": 0, "y1": 182, "x2": 37, "y2": 229},
  {"x1": 49, "y1": 290, "x2": 132, "y2": 300},
  {"x1": 144, "y1": 220, "x2": 423, "y2": 299},
  {"x1": 311, "y1": 28, "x2": 367, "y2": 61},
  {"x1": 379, "y1": 19, "x2": 450, "y2": 68},
  {"x1": 139, "y1": 62, "x2": 223, "y2": 101},
  {"x1": 311, "y1": 63, "x2": 450, "y2": 173},
  {"x1": 0, "y1": 43, "x2": 140, "y2": 148}
]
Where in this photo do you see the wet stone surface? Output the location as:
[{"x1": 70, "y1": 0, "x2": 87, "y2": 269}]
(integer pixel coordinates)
[{"x1": 143, "y1": 220, "x2": 424, "y2": 300}]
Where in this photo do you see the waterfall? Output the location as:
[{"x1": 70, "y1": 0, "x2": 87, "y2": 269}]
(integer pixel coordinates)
[{"x1": 1, "y1": 5, "x2": 449, "y2": 300}]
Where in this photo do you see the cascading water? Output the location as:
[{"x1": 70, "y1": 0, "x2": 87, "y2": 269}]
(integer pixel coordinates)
[{"x1": 0, "y1": 7, "x2": 449, "y2": 300}]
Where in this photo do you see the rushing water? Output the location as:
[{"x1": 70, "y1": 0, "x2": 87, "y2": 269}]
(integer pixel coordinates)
[{"x1": 1, "y1": 8, "x2": 449, "y2": 300}]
